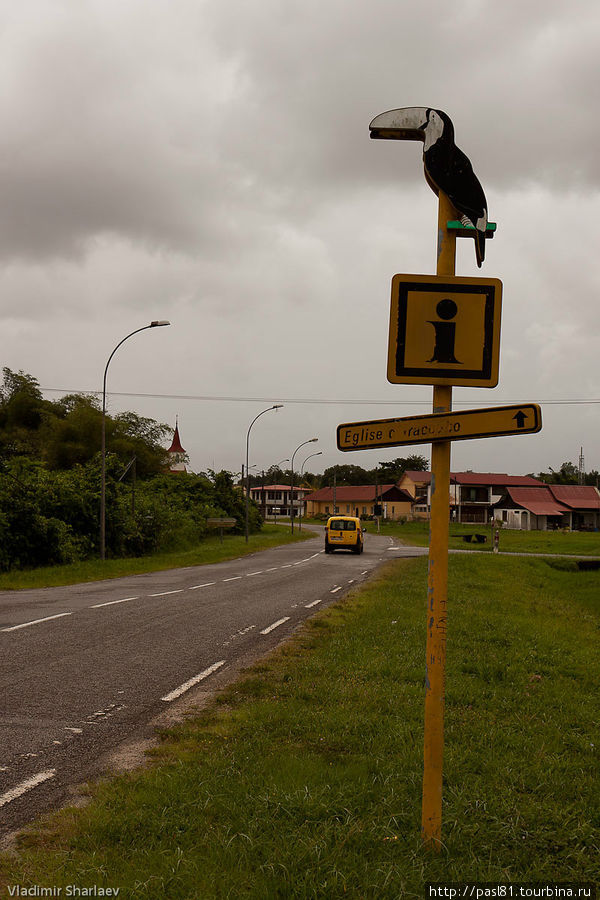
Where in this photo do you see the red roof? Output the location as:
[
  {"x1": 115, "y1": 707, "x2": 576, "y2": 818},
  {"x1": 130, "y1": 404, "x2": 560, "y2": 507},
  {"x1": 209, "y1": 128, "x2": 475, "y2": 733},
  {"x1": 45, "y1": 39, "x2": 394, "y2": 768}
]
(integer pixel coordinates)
[
  {"x1": 453, "y1": 472, "x2": 544, "y2": 487},
  {"x1": 403, "y1": 470, "x2": 432, "y2": 484},
  {"x1": 404, "y1": 470, "x2": 544, "y2": 487},
  {"x1": 304, "y1": 484, "x2": 413, "y2": 503},
  {"x1": 167, "y1": 424, "x2": 186, "y2": 454},
  {"x1": 503, "y1": 487, "x2": 570, "y2": 516},
  {"x1": 547, "y1": 485, "x2": 600, "y2": 510},
  {"x1": 249, "y1": 484, "x2": 308, "y2": 493}
]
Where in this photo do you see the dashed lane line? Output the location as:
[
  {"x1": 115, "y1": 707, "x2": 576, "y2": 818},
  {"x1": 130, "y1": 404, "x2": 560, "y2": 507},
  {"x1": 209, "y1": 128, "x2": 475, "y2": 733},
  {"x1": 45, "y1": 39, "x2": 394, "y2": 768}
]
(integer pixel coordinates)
[
  {"x1": 2, "y1": 552, "x2": 330, "y2": 633},
  {"x1": 0, "y1": 770, "x2": 57, "y2": 809},
  {"x1": 1, "y1": 613, "x2": 72, "y2": 633},
  {"x1": 161, "y1": 660, "x2": 226, "y2": 702},
  {"x1": 305, "y1": 599, "x2": 322, "y2": 608},
  {"x1": 90, "y1": 597, "x2": 138, "y2": 609},
  {"x1": 260, "y1": 617, "x2": 290, "y2": 635}
]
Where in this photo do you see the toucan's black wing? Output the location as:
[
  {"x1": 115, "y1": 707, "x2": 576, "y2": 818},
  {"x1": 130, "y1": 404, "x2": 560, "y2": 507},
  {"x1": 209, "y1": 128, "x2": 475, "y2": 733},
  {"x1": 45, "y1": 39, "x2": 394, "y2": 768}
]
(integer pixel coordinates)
[{"x1": 424, "y1": 142, "x2": 488, "y2": 266}]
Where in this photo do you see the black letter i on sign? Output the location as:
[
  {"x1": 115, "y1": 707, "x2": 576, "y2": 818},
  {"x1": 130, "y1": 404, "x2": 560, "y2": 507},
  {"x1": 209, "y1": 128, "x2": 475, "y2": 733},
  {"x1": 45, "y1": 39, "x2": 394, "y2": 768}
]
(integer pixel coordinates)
[{"x1": 428, "y1": 299, "x2": 461, "y2": 364}]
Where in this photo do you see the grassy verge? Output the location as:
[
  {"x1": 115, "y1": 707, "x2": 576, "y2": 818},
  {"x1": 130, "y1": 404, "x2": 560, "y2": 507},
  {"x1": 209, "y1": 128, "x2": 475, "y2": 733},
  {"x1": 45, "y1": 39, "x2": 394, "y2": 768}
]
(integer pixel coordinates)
[
  {"x1": 1, "y1": 554, "x2": 598, "y2": 896},
  {"x1": 0, "y1": 525, "x2": 315, "y2": 591},
  {"x1": 375, "y1": 519, "x2": 600, "y2": 556}
]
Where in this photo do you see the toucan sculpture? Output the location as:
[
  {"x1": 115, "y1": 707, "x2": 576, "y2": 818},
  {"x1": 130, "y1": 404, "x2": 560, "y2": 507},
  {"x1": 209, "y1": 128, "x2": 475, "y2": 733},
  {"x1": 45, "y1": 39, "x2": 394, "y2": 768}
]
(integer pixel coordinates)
[{"x1": 369, "y1": 107, "x2": 488, "y2": 267}]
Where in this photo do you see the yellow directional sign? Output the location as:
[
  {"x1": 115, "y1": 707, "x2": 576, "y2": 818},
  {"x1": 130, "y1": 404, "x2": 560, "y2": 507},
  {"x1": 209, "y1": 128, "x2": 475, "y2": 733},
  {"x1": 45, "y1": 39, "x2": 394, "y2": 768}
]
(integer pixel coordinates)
[
  {"x1": 337, "y1": 404, "x2": 541, "y2": 451},
  {"x1": 387, "y1": 273, "x2": 502, "y2": 387}
]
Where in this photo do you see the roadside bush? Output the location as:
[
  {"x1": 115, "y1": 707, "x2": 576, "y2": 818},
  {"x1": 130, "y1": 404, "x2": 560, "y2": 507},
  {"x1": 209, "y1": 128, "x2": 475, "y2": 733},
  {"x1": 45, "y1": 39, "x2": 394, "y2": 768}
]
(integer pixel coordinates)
[{"x1": 0, "y1": 459, "x2": 261, "y2": 570}]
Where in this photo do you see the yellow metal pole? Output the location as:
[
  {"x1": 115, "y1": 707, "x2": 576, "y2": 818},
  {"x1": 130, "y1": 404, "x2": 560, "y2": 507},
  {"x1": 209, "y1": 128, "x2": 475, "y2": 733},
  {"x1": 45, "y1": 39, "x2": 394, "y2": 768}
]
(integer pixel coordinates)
[{"x1": 421, "y1": 190, "x2": 455, "y2": 848}]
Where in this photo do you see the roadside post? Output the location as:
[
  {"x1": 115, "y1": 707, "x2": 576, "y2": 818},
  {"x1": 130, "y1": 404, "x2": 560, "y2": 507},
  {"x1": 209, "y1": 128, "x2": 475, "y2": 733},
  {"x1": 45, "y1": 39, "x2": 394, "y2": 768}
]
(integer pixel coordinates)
[
  {"x1": 206, "y1": 517, "x2": 237, "y2": 544},
  {"x1": 333, "y1": 107, "x2": 542, "y2": 849}
]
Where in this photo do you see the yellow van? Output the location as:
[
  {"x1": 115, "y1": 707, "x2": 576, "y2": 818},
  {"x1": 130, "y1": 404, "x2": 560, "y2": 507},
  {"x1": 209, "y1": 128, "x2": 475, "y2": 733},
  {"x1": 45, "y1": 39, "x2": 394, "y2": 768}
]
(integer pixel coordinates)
[{"x1": 324, "y1": 516, "x2": 364, "y2": 554}]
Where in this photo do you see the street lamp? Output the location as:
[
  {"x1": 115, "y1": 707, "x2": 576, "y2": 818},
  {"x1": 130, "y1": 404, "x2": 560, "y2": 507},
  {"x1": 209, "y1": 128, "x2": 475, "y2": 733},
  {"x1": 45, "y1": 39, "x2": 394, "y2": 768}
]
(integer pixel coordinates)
[
  {"x1": 290, "y1": 438, "x2": 318, "y2": 533},
  {"x1": 245, "y1": 405, "x2": 283, "y2": 542},
  {"x1": 100, "y1": 320, "x2": 170, "y2": 560},
  {"x1": 298, "y1": 451, "x2": 322, "y2": 531}
]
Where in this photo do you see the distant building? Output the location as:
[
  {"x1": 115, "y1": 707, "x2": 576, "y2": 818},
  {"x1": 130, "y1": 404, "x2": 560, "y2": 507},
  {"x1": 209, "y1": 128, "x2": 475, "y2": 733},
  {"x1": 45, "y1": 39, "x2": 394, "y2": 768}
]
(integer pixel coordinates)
[
  {"x1": 248, "y1": 484, "x2": 311, "y2": 518},
  {"x1": 167, "y1": 421, "x2": 187, "y2": 473},
  {"x1": 399, "y1": 470, "x2": 546, "y2": 524},
  {"x1": 493, "y1": 484, "x2": 600, "y2": 531},
  {"x1": 303, "y1": 484, "x2": 414, "y2": 520}
]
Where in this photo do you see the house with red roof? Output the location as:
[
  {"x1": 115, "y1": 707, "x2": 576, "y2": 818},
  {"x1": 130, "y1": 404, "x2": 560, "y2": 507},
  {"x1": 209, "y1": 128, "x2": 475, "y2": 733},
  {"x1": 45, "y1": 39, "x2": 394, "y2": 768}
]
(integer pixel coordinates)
[
  {"x1": 547, "y1": 485, "x2": 600, "y2": 530},
  {"x1": 493, "y1": 483, "x2": 600, "y2": 531},
  {"x1": 303, "y1": 484, "x2": 414, "y2": 520},
  {"x1": 248, "y1": 484, "x2": 311, "y2": 518},
  {"x1": 399, "y1": 470, "x2": 546, "y2": 524}
]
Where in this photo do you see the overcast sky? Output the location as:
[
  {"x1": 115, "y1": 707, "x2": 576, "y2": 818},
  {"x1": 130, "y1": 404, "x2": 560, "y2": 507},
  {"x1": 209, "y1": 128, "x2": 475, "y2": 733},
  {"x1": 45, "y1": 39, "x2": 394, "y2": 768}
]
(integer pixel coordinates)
[{"x1": 1, "y1": 0, "x2": 598, "y2": 479}]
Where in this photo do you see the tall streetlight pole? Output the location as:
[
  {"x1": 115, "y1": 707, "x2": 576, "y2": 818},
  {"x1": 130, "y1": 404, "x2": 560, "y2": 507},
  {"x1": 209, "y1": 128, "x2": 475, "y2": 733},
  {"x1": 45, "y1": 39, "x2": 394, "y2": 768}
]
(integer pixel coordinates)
[
  {"x1": 100, "y1": 320, "x2": 170, "y2": 560},
  {"x1": 298, "y1": 450, "x2": 322, "y2": 531},
  {"x1": 245, "y1": 405, "x2": 283, "y2": 542},
  {"x1": 290, "y1": 438, "x2": 318, "y2": 534}
]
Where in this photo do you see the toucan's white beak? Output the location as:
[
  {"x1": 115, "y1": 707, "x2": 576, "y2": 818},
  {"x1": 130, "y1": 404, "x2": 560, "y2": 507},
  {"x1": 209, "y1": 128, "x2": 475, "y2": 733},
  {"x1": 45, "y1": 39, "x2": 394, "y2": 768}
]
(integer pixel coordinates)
[{"x1": 369, "y1": 107, "x2": 429, "y2": 141}]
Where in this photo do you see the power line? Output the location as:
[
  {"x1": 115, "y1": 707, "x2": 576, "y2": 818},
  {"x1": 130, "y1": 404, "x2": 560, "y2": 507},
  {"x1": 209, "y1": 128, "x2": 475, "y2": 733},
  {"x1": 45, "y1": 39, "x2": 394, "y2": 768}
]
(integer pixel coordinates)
[{"x1": 40, "y1": 388, "x2": 600, "y2": 407}]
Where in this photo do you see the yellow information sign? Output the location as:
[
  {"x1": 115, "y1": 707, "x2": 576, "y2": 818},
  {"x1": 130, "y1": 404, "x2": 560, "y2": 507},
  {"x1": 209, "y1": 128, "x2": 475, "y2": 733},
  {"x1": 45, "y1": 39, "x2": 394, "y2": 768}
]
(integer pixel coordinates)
[
  {"x1": 337, "y1": 404, "x2": 541, "y2": 451},
  {"x1": 387, "y1": 274, "x2": 502, "y2": 387}
]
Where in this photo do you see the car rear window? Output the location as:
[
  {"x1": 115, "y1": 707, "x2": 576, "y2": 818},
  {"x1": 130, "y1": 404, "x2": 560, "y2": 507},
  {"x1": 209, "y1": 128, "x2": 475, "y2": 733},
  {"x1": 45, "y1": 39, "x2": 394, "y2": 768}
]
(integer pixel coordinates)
[{"x1": 329, "y1": 520, "x2": 356, "y2": 531}]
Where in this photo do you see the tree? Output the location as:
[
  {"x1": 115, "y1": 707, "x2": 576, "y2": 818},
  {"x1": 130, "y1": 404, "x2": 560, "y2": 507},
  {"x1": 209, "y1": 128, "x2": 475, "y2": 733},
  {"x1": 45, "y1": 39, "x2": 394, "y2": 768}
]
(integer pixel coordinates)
[
  {"x1": 322, "y1": 464, "x2": 370, "y2": 486},
  {"x1": 0, "y1": 368, "x2": 51, "y2": 460},
  {"x1": 375, "y1": 455, "x2": 428, "y2": 482},
  {"x1": 536, "y1": 461, "x2": 580, "y2": 485}
]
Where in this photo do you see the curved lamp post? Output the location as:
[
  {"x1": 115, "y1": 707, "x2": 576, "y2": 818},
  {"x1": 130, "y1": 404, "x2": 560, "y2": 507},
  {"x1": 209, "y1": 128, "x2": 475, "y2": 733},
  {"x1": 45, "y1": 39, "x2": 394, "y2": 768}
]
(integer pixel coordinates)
[
  {"x1": 290, "y1": 438, "x2": 318, "y2": 533},
  {"x1": 298, "y1": 450, "x2": 322, "y2": 531},
  {"x1": 245, "y1": 405, "x2": 283, "y2": 542},
  {"x1": 100, "y1": 320, "x2": 170, "y2": 560}
]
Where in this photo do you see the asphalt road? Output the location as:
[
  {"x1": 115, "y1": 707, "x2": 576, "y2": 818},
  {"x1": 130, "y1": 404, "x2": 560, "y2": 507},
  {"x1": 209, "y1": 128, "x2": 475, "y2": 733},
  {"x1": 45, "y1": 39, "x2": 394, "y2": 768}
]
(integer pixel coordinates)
[{"x1": 0, "y1": 527, "x2": 427, "y2": 840}]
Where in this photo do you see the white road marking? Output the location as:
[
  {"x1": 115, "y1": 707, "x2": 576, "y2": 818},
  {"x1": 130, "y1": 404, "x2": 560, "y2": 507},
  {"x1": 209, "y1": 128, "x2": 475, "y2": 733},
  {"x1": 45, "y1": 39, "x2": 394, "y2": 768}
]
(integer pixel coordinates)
[
  {"x1": 149, "y1": 589, "x2": 184, "y2": 597},
  {"x1": 361, "y1": 571, "x2": 368, "y2": 575},
  {"x1": 330, "y1": 586, "x2": 342, "y2": 594},
  {"x1": 260, "y1": 617, "x2": 290, "y2": 635},
  {"x1": 0, "y1": 770, "x2": 56, "y2": 809},
  {"x1": 161, "y1": 660, "x2": 226, "y2": 702},
  {"x1": 280, "y1": 564, "x2": 292, "y2": 569},
  {"x1": 348, "y1": 579, "x2": 355, "y2": 584},
  {"x1": 91, "y1": 596, "x2": 137, "y2": 609},
  {"x1": 1, "y1": 613, "x2": 72, "y2": 633},
  {"x1": 246, "y1": 571, "x2": 264, "y2": 577},
  {"x1": 223, "y1": 576, "x2": 242, "y2": 582},
  {"x1": 305, "y1": 599, "x2": 322, "y2": 608},
  {"x1": 265, "y1": 567, "x2": 279, "y2": 572},
  {"x1": 189, "y1": 582, "x2": 216, "y2": 590}
]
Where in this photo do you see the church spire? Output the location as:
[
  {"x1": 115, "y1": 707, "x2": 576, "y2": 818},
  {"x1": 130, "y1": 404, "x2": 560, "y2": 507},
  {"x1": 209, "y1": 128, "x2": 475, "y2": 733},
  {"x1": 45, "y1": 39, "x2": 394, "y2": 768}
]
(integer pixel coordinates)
[{"x1": 167, "y1": 418, "x2": 187, "y2": 472}]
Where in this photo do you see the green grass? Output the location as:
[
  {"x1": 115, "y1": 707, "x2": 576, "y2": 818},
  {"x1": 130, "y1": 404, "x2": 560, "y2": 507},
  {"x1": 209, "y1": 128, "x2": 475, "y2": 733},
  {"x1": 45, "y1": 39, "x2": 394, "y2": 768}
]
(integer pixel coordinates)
[
  {"x1": 0, "y1": 525, "x2": 315, "y2": 591},
  {"x1": 376, "y1": 519, "x2": 600, "y2": 556},
  {"x1": 1, "y1": 554, "x2": 598, "y2": 897}
]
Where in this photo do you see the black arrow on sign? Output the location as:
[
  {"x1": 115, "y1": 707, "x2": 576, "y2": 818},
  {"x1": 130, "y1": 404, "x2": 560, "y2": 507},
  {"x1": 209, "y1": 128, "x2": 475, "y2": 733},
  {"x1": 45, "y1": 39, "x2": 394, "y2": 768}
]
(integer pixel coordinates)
[{"x1": 513, "y1": 410, "x2": 528, "y2": 429}]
